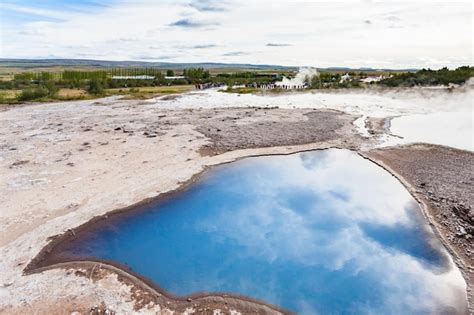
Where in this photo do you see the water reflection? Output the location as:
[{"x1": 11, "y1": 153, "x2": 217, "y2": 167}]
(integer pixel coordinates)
[{"x1": 65, "y1": 149, "x2": 467, "y2": 314}]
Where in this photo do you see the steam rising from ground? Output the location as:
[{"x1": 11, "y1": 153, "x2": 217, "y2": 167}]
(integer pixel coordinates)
[{"x1": 276, "y1": 67, "x2": 319, "y2": 88}]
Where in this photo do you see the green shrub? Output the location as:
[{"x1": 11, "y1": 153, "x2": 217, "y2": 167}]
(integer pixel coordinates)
[
  {"x1": 18, "y1": 79, "x2": 60, "y2": 101},
  {"x1": 42, "y1": 80, "x2": 59, "y2": 96},
  {"x1": 379, "y1": 66, "x2": 474, "y2": 87},
  {"x1": 306, "y1": 75, "x2": 321, "y2": 89},
  {"x1": 18, "y1": 87, "x2": 50, "y2": 101},
  {"x1": 87, "y1": 79, "x2": 104, "y2": 95}
]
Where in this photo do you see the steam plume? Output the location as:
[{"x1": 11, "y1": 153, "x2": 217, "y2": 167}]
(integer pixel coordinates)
[{"x1": 276, "y1": 67, "x2": 319, "y2": 88}]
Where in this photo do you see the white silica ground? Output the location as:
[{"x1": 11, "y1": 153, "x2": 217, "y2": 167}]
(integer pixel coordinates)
[{"x1": 148, "y1": 86, "x2": 473, "y2": 151}]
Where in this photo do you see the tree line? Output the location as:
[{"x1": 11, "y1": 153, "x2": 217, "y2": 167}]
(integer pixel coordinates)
[
  {"x1": 379, "y1": 66, "x2": 473, "y2": 87},
  {"x1": 2, "y1": 66, "x2": 472, "y2": 103},
  {"x1": 14, "y1": 68, "x2": 166, "y2": 81}
]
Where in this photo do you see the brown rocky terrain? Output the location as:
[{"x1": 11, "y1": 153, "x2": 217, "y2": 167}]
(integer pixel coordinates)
[{"x1": 366, "y1": 144, "x2": 474, "y2": 313}]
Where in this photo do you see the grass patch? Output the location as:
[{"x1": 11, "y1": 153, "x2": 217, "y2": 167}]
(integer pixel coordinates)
[
  {"x1": 106, "y1": 85, "x2": 194, "y2": 99},
  {"x1": 220, "y1": 87, "x2": 258, "y2": 94},
  {"x1": 0, "y1": 89, "x2": 21, "y2": 98},
  {"x1": 0, "y1": 74, "x2": 14, "y2": 81},
  {"x1": 1, "y1": 85, "x2": 193, "y2": 104},
  {"x1": 1, "y1": 88, "x2": 91, "y2": 103},
  {"x1": 219, "y1": 86, "x2": 310, "y2": 95},
  {"x1": 57, "y1": 88, "x2": 88, "y2": 99},
  {"x1": 107, "y1": 85, "x2": 193, "y2": 93},
  {"x1": 0, "y1": 90, "x2": 21, "y2": 104}
]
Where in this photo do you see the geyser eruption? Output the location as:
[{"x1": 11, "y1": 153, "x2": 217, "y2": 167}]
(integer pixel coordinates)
[{"x1": 276, "y1": 67, "x2": 319, "y2": 88}]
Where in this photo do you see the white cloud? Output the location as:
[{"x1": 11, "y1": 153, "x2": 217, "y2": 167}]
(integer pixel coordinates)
[{"x1": 1, "y1": 1, "x2": 473, "y2": 68}]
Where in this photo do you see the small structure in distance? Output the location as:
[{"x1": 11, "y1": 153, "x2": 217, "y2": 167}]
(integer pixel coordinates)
[
  {"x1": 164, "y1": 75, "x2": 186, "y2": 80},
  {"x1": 111, "y1": 75, "x2": 155, "y2": 80}
]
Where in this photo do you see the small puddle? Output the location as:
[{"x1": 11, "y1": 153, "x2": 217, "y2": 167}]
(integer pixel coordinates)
[{"x1": 48, "y1": 149, "x2": 467, "y2": 314}]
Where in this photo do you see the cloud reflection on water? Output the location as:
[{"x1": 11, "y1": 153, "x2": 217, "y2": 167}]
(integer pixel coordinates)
[
  {"x1": 195, "y1": 149, "x2": 466, "y2": 313},
  {"x1": 70, "y1": 149, "x2": 467, "y2": 314}
]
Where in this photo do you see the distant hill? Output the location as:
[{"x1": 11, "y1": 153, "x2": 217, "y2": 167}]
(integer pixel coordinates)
[
  {"x1": 0, "y1": 58, "x2": 295, "y2": 70},
  {"x1": 0, "y1": 58, "x2": 418, "y2": 72},
  {"x1": 323, "y1": 67, "x2": 418, "y2": 72}
]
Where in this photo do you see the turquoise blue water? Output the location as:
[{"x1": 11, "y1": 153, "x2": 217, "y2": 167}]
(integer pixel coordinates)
[{"x1": 60, "y1": 149, "x2": 467, "y2": 314}]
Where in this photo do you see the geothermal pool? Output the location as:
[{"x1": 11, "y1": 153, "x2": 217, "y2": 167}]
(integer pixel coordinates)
[{"x1": 57, "y1": 150, "x2": 467, "y2": 314}]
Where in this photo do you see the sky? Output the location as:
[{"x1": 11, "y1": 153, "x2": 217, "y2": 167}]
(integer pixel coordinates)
[{"x1": 0, "y1": 0, "x2": 473, "y2": 68}]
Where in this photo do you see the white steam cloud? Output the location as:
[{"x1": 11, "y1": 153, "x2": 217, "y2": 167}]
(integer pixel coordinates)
[{"x1": 276, "y1": 67, "x2": 319, "y2": 88}]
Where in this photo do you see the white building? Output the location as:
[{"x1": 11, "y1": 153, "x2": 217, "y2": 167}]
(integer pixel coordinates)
[
  {"x1": 165, "y1": 76, "x2": 186, "y2": 80},
  {"x1": 360, "y1": 76, "x2": 384, "y2": 83},
  {"x1": 112, "y1": 75, "x2": 155, "y2": 80}
]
